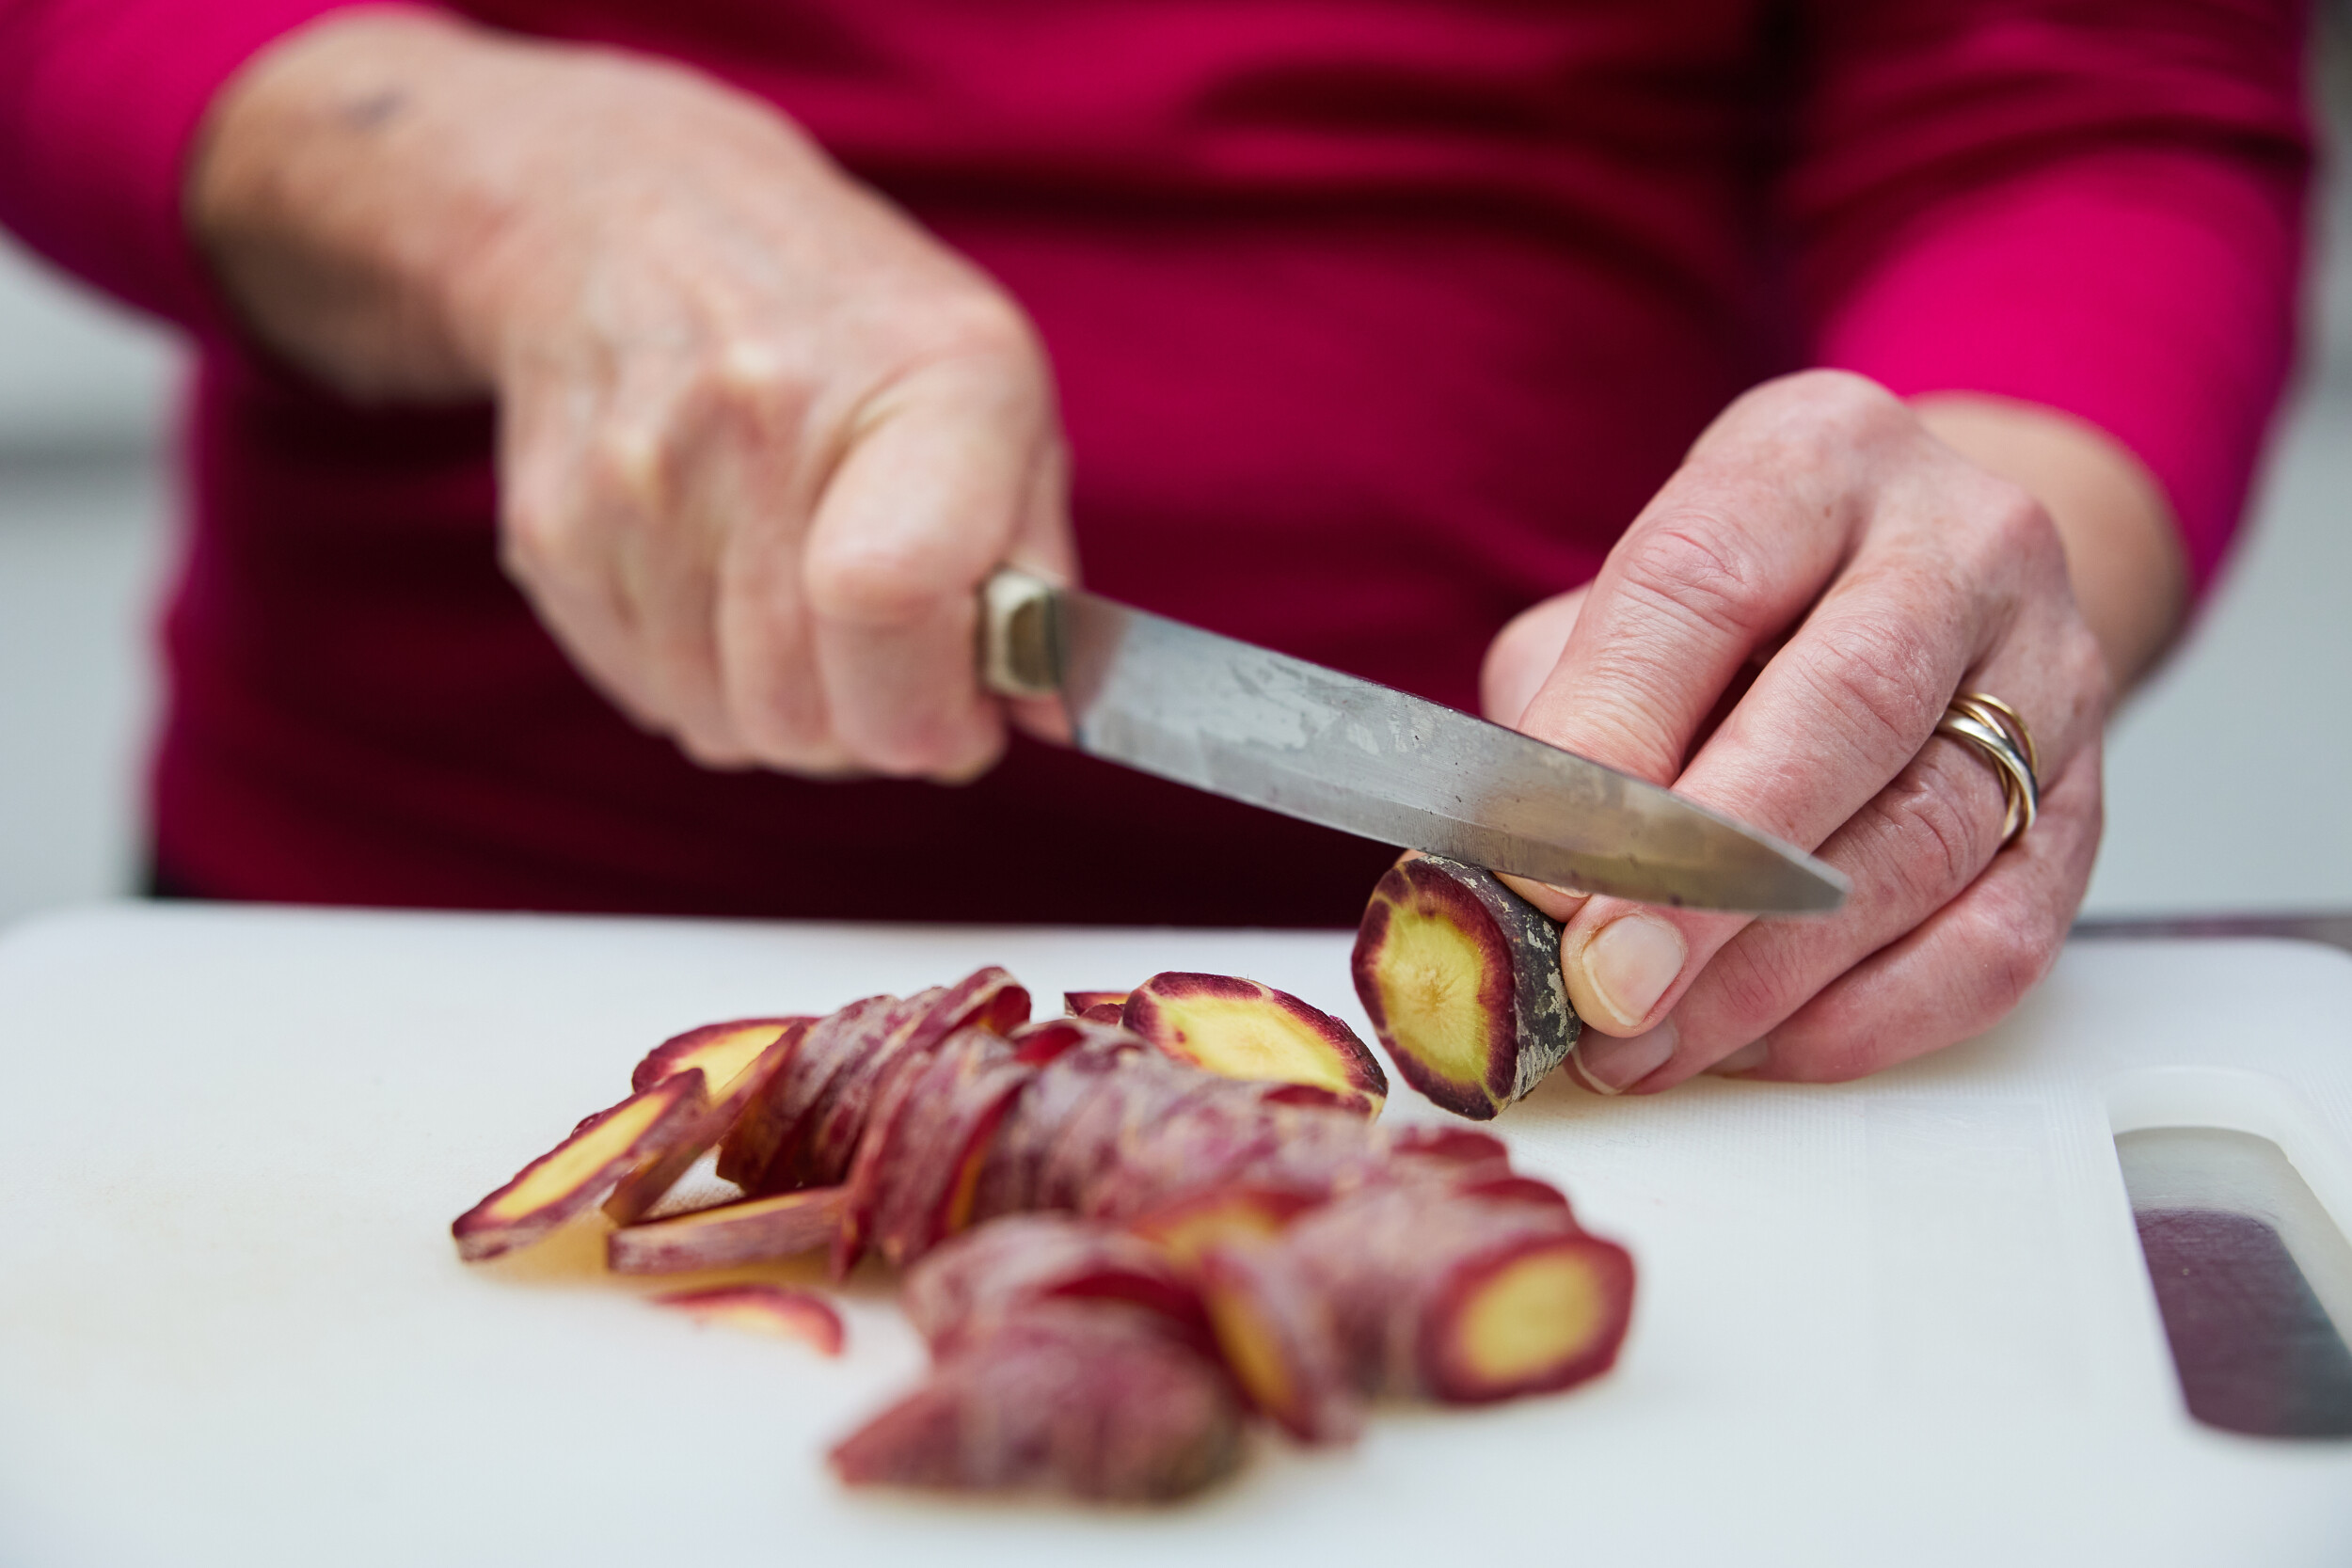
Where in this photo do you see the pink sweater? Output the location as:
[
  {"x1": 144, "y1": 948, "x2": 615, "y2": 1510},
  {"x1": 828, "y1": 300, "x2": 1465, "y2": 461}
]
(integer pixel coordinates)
[{"x1": 0, "y1": 0, "x2": 2310, "y2": 924}]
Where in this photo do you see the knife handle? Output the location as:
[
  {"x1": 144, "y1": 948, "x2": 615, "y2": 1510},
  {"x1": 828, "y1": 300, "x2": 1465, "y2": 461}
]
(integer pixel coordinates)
[{"x1": 978, "y1": 567, "x2": 1063, "y2": 699}]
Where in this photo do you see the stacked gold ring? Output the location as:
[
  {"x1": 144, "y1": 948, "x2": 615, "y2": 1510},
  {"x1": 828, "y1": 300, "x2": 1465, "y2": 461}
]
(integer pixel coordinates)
[{"x1": 1935, "y1": 691, "x2": 2039, "y2": 848}]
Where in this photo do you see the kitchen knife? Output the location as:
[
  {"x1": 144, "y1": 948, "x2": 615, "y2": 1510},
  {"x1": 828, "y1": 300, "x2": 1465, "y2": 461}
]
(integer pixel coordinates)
[{"x1": 978, "y1": 568, "x2": 1847, "y2": 915}]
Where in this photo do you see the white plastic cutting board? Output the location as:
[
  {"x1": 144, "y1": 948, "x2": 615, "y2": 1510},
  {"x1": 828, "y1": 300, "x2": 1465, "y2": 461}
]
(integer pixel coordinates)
[{"x1": 1, "y1": 904, "x2": 2347, "y2": 1567}]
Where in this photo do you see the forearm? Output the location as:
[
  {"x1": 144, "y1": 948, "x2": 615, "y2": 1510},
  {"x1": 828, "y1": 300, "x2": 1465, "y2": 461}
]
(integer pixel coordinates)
[
  {"x1": 190, "y1": 7, "x2": 520, "y2": 397},
  {"x1": 188, "y1": 6, "x2": 848, "y2": 404},
  {"x1": 1913, "y1": 392, "x2": 2185, "y2": 696}
]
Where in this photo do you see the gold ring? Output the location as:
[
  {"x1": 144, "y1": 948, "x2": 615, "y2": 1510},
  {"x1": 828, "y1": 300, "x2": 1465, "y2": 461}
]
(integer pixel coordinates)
[{"x1": 1936, "y1": 692, "x2": 2039, "y2": 848}]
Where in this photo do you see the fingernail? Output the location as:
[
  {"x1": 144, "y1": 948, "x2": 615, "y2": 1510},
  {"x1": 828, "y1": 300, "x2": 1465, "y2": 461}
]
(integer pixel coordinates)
[
  {"x1": 1708, "y1": 1039, "x2": 1770, "y2": 1077},
  {"x1": 1568, "y1": 1020, "x2": 1677, "y2": 1095},
  {"x1": 1573, "y1": 914, "x2": 1686, "y2": 1030}
]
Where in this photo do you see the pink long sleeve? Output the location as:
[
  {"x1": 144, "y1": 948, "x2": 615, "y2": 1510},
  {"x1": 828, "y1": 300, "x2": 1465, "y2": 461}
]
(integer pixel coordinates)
[
  {"x1": 0, "y1": 0, "x2": 375, "y2": 337},
  {"x1": 1790, "y1": 0, "x2": 2312, "y2": 594}
]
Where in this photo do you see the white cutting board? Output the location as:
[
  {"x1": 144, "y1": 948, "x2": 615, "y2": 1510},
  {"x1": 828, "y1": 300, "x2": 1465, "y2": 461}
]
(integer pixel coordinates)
[{"x1": 0, "y1": 904, "x2": 2347, "y2": 1567}]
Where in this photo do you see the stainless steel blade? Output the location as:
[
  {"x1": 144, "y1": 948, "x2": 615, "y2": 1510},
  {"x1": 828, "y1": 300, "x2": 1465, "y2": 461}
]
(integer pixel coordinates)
[{"x1": 993, "y1": 571, "x2": 1845, "y2": 915}]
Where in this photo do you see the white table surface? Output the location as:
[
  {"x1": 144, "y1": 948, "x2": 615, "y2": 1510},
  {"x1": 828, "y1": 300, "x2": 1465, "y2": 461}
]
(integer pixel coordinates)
[{"x1": 2, "y1": 903, "x2": 2348, "y2": 1567}]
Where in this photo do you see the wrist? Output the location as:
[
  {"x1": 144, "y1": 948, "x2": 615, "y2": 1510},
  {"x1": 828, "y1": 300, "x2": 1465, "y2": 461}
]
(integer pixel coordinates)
[
  {"x1": 1911, "y1": 392, "x2": 2186, "y2": 695},
  {"x1": 192, "y1": 6, "x2": 525, "y2": 396}
]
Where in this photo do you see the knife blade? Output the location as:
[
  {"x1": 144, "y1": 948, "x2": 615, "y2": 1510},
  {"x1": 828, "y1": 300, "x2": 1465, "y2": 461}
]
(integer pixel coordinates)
[{"x1": 978, "y1": 568, "x2": 1847, "y2": 915}]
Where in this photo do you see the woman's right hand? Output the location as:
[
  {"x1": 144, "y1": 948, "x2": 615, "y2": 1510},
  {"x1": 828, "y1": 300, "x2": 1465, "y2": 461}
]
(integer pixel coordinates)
[{"x1": 194, "y1": 8, "x2": 1074, "y2": 780}]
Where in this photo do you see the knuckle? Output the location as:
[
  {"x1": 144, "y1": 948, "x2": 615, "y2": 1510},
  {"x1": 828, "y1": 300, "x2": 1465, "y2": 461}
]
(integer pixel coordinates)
[
  {"x1": 1932, "y1": 471, "x2": 2056, "y2": 601},
  {"x1": 1984, "y1": 479, "x2": 2048, "y2": 552},
  {"x1": 706, "y1": 339, "x2": 815, "y2": 421},
  {"x1": 918, "y1": 288, "x2": 1041, "y2": 367},
  {"x1": 499, "y1": 483, "x2": 600, "y2": 593},
  {"x1": 1614, "y1": 513, "x2": 1771, "y2": 643},
  {"x1": 1798, "y1": 608, "x2": 1947, "y2": 758},
  {"x1": 1787, "y1": 368, "x2": 1902, "y2": 431},
  {"x1": 2058, "y1": 620, "x2": 2112, "y2": 716},
  {"x1": 1739, "y1": 369, "x2": 1905, "y2": 454},
  {"x1": 499, "y1": 494, "x2": 561, "y2": 579},
  {"x1": 1862, "y1": 756, "x2": 1996, "y2": 908},
  {"x1": 1694, "y1": 939, "x2": 1797, "y2": 1040},
  {"x1": 586, "y1": 421, "x2": 670, "y2": 516},
  {"x1": 1970, "y1": 477, "x2": 2054, "y2": 573},
  {"x1": 1963, "y1": 886, "x2": 2062, "y2": 1018}
]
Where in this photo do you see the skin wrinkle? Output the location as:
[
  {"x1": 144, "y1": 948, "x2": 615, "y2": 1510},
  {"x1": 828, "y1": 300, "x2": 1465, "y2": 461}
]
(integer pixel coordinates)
[
  {"x1": 1656, "y1": 651, "x2": 2089, "y2": 1082},
  {"x1": 1864, "y1": 752, "x2": 2000, "y2": 911},
  {"x1": 1616, "y1": 513, "x2": 1772, "y2": 641},
  {"x1": 1681, "y1": 926, "x2": 1791, "y2": 1049},
  {"x1": 1779, "y1": 608, "x2": 1962, "y2": 781},
  {"x1": 1526, "y1": 546, "x2": 1780, "y2": 784},
  {"x1": 1719, "y1": 753, "x2": 2101, "y2": 1086},
  {"x1": 1659, "y1": 746, "x2": 2006, "y2": 1082}
]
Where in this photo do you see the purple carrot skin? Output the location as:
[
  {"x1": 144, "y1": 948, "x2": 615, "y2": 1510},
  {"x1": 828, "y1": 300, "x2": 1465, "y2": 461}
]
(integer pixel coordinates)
[
  {"x1": 1033, "y1": 1055, "x2": 1232, "y2": 1216},
  {"x1": 862, "y1": 1031, "x2": 1028, "y2": 1267},
  {"x1": 909, "y1": 967, "x2": 1032, "y2": 1053},
  {"x1": 872, "y1": 1054, "x2": 1038, "y2": 1267},
  {"x1": 830, "y1": 1011, "x2": 1037, "y2": 1274},
  {"x1": 1449, "y1": 1174, "x2": 1579, "y2": 1219},
  {"x1": 1125, "y1": 1184, "x2": 1325, "y2": 1269},
  {"x1": 629, "y1": 1017, "x2": 806, "y2": 1096},
  {"x1": 1062, "y1": 990, "x2": 1129, "y2": 1018},
  {"x1": 1380, "y1": 1124, "x2": 1512, "y2": 1171},
  {"x1": 1088, "y1": 1084, "x2": 1513, "y2": 1224},
  {"x1": 1256, "y1": 1082, "x2": 1376, "y2": 1116},
  {"x1": 1081, "y1": 1093, "x2": 1363, "y2": 1222},
  {"x1": 1417, "y1": 1230, "x2": 1635, "y2": 1403},
  {"x1": 817, "y1": 964, "x2": 1032, "y2": 1180},
  {"x1": 812, "y1": 967, "x2": 1031, "y2": 1185},
  {"x1": 1275, "y1": 1180, "x2": 1625, "y2": 1402},
  {"x1": 654, "y1": 1284, "x2": 845, "y2": 1355},
  {"x1": 830, "y1": 1306, "x2": 1245, "y2": 1502},
  {"x1": 901, "y1": 1213, "x2": 1210, "y2": 1356},
  {"x1": 1352, "y1": 854, "x2": 1579, "y2": 1120},
  {"x1": 798, "y1": 987, "x2": 948, "y2": 1186},
  {"x1": 1197, "y1": 1241, "x2": 1365, "y2": 1446},
  {"x1": 719, "y1": 994, "x2": 894, "y2": 1190},
  {"x1": 773, "y1": 992, "x2": 935, "y2": 1189},
  {"x1": 1122, "y1": 973, "x2": 1389, "y2": 1111},
  {"x1": 1008, "y1": 1016, "x2": 1144, "y2": 1066},
  {"x1": 603, "y1": 1029, "x2": 802, "y2": 1224},
  {"x1": 608, "y1": 1186, "x2": 847, "y2": 1274},
  {"x1": 968, "y1": 1037, "x2": 1140, "y2": 1221},
  {"x1": 453, "y1": 1070, "x2": 707, "y2": 1262},
  {"x1": 838, "y1": 1031, "x2": 1007, "y2": 1274},
  {"x1": 830, "y1": 1045, "x2": 938, "y2": 1277}
]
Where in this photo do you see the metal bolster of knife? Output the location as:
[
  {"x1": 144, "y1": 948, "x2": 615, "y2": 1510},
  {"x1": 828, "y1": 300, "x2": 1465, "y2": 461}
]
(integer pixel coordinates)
[{"x1": 979, "y1": 567, "x2": 1063, "y2": 700}]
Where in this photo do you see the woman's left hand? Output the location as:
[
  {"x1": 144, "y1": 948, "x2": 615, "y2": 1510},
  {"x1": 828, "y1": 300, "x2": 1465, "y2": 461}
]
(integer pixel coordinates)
[{"x1": 1479, "y1": 370, "x2": 2135, "y2": 1092}]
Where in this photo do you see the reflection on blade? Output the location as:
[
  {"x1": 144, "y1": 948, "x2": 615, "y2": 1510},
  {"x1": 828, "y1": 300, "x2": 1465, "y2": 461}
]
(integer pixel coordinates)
[{"x1": 1057, "y1": 589, "x2": 1845, "y2": 915}]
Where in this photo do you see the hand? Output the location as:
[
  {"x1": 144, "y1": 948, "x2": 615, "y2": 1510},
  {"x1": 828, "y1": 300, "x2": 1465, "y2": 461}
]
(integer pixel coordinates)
[
  {"x1": 1481, "y1": 371, "x2": 2148, "y2": 1090},
  {"x1": 195, "y1": 12, "x2": 1073, "y2": 780}
]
